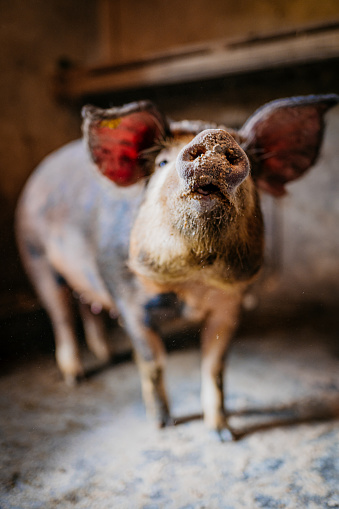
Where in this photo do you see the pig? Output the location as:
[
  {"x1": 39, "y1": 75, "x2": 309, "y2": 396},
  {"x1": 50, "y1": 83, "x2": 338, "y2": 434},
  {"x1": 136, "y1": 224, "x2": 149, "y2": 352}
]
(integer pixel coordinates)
[{"x1": 16, "y1": 95, "x2": 338, "y2": 433}]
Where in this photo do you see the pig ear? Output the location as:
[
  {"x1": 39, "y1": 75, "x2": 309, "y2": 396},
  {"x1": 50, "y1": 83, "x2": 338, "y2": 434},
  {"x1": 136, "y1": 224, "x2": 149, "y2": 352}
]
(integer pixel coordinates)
[
  {"x1": 239, "y1": 94, "x2": 338, "y2": 196},
  {"x1": 82, "y1": 101, "x2": 168, "y2": 186}
]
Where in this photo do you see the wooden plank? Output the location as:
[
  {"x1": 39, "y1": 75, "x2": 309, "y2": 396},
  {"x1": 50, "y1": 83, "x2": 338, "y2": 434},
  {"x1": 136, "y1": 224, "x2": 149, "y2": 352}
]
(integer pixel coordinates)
[
  {"x1": 55, "y1": 27, "x2": 339, "y2": 99},
  {"x1": 97, "y1": 0, "x2": 339, "y2": 66},
  {"x1": 97, "y1": 0, "x2": 113, "y2": 64}
]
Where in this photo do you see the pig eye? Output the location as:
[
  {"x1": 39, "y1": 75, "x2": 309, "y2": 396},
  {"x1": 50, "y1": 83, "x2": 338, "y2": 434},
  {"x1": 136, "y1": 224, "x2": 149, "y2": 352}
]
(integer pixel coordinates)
[{"x1": 159, "y1": 159, "x2": 168, "y2": 167}]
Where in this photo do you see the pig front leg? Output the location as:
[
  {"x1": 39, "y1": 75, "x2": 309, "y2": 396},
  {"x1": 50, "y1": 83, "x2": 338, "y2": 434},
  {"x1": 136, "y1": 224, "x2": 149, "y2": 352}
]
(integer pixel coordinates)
[
  {"x1": 200, "y1": 296, "x2": 242, "y2": 433},
  {"x1": 136, "y1": 340, "x2": 171, "y2": 428},
  {"x1": 118, "y1": 300, "x2": 171, "y2": 427}
]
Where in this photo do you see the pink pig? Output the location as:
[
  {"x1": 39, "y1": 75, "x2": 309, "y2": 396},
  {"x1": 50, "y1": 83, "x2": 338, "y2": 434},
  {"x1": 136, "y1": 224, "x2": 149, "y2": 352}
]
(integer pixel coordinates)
[{"x1": 16, "y1": 95, "x2": 337, "y2": 433}]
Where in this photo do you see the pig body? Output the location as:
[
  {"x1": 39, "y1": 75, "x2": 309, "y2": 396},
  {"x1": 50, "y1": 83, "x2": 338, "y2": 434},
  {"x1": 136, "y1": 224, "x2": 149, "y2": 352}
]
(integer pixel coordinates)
[
  {"x1": 18, "y1": 139, "x2": 141, "y2": 312},
  {"x1": 16, "y1": 96, "x2": 338, "y2": 432}
]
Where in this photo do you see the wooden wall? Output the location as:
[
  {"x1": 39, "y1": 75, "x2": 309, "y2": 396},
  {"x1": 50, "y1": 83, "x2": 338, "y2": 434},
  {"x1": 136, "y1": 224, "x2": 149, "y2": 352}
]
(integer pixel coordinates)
[
  {"x1": 1, "y1": 0, "x2": 339, "y2": 319},
  {"x1": 0, "y1": 0, "x2": 99, "y2": 314},
  {"x1": 98, "y1": 0, "x2": 339, "y2": 64}
]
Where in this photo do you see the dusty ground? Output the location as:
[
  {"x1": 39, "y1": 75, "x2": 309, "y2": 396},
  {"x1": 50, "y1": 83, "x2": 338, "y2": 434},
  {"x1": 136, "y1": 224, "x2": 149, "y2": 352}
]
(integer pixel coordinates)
[{"x1": 0, "y1": 321, "x2": 339, "y2": 509}]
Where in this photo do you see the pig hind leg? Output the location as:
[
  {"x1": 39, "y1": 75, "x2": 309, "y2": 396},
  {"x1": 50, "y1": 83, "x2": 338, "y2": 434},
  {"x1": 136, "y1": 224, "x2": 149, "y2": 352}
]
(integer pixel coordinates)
[
  {"x1": 78, "y1": 302, "x2": 112, "y2": 362},
  {"x1": 19, "y1": 243, "x2": 84, "y2": 383}
]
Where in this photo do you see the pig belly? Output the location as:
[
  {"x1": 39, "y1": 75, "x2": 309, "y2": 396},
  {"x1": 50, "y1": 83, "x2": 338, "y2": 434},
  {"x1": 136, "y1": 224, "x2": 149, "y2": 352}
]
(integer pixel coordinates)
[
  {"x1": 46, "y1": 230, "x2": 114, "y2": 310},
  {"x1": 178, "y1": 281, "x2": 245, "y2": 320},
  {"x1": 142, "y1": 278, "x2": 246, "y2": 335}
]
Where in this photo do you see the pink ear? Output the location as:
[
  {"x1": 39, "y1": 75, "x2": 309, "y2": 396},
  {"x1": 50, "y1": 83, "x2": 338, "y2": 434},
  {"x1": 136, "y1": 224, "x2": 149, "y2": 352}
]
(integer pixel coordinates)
[
  {"x1": 82, "y1": 101, "x2": 167, "y2": 186},
  {"x1": 239, "y1": 95, "x2": 338, "y2": 196}
]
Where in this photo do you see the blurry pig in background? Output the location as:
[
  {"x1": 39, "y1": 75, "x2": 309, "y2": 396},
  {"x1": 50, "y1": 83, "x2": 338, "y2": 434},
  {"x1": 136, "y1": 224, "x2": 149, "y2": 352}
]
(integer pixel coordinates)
[{"x1": 16, "y1": 95, "x2": 338, "y2": 433}]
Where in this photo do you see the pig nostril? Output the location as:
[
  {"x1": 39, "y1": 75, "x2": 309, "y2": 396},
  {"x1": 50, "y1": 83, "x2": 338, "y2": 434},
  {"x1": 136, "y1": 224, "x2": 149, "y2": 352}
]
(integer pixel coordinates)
[
  {"x1": 225, "y1": 149, "x2": 241, "y2": 165},
  {"x1": 188, "y1": 145, "x2": 206, "y2": 161}
]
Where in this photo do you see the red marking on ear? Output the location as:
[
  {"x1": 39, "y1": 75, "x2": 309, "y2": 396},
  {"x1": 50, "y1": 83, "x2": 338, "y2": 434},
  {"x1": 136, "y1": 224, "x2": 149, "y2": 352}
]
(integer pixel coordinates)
[{"x1": 89, "y1": 111, "x2": 163, "y2": 186}]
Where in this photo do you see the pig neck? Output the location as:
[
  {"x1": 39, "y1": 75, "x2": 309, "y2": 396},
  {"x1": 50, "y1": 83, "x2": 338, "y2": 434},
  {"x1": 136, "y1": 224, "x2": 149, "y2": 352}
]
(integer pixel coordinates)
[{"x1": 128, "y1": 170, "x2": 264, "y2": 291}]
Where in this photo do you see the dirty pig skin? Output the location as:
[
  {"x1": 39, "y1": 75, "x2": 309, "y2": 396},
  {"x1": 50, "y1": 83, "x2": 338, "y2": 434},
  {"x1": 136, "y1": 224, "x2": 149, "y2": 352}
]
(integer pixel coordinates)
[{"x1": 16, "y1": 95, "x2": 338, "y2": 433}]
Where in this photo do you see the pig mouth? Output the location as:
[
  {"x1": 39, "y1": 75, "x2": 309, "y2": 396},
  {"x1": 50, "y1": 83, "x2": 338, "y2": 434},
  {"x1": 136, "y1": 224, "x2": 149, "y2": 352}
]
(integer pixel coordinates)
[
  {"x1": 190, "y1": 182, "x2": 229, "y2": 203},
  {"x1": 180, "y1": 178, "x2": 233, "y2": 212},
  {"x1": 194, "y1": 183, "x2": 224, "y2": 198}
]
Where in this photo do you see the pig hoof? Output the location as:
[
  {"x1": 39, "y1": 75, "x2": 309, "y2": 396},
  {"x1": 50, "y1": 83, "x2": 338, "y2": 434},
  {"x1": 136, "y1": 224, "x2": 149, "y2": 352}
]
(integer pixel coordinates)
[
  {"x1": 61, "y1": 362, "x2": 85, "y2": 386},
  {"x1": 56, "y1": 343, "x2": 85, "y2": 385},
  {"x1": 212, "y1": 427, "x2": 234, "y2": 443},
  {"x1": 206, "y1": 416, "x2": 239, "y2": 442},
  {"x1": 207, "y1": 419, "x2": 236, "y2": 442},
  {"x1": 85, "y1": 336, "x2": 113, "y2": 363},
  {"x1": 158, "y1": 413, "x2": 175, "y2": 428},
  {"x1": 93, "y1": 346, "x2": 113, "y2": 364},
  {"x1": 64, "y1": 372, "x2": 85, "y2": 386},
  {"x1": 204, "y1": 410, "x2": 228, "y2": 431}
]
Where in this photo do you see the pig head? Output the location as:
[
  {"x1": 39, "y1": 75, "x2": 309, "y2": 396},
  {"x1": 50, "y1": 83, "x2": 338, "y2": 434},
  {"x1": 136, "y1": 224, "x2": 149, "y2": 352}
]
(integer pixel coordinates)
[
  {"x1": 16, "y1": 95, "x2": 338, "y2": 435},
  {"x1": 129, "y1": 127, "x2": 264, "y2": 289}
]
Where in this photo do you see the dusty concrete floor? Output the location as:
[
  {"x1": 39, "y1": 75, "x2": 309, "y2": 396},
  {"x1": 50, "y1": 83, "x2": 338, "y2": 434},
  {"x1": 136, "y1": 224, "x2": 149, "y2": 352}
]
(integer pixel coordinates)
[{"x1": 0, "y1": 321, "x2": 339, "y2": 509}]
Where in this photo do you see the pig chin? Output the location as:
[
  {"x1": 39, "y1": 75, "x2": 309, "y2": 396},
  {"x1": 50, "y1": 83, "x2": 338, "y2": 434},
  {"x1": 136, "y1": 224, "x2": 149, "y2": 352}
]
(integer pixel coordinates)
[
  {"x1": 169, "y1": 192, "x2": 235, "y2": 254},
  {"x1": 185, "y1": 191, "x2": 231, "y2": 214},
  {"x1": 176, "y1": 184, "x2": 235, "y2": 225}
]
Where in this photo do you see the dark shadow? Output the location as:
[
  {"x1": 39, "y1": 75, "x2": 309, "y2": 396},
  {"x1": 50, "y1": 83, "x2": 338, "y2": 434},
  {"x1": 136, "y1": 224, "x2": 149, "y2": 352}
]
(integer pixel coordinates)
[
  {"x1": 170, "y1": 398, "x2": 339, "y2": 440},
  {"x1": 172, "y1": 413, "x2": 203, "y2": 426},
  {"x1": 229, "y1": 399, "x2": 339, "y2": 440},
  {"x1": 83, "y1": 351, "x2": 133, "y2": 380}
]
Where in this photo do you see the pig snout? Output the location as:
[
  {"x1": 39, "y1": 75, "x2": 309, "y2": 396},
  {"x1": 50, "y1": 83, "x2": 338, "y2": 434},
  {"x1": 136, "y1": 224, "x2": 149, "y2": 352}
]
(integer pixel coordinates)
[{"x1": 176, "y1": 129, "x2": 250, "y2": 199}]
